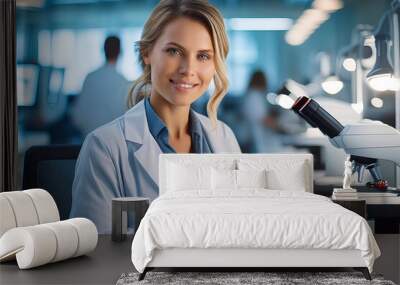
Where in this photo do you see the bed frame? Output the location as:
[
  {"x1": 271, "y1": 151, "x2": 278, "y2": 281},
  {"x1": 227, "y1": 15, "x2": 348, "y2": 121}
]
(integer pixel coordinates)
[
  {"x1": 139, "y1": 248, "x2": 371, "y2": 280},
  {"x1": 138, "y1": 154, "x2": 372, "y2": 281}
]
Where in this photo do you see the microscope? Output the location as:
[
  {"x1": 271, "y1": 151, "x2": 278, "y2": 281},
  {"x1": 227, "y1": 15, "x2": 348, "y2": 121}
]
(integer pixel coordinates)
[{"x1": 291, "y1": 96, "x2": 400, "y2": 190}]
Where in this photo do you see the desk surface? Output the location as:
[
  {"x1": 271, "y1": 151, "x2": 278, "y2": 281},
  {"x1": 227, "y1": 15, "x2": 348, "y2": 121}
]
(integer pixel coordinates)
[{"x1": 0, "y1": 235, "x2": 133, "y2": 285}]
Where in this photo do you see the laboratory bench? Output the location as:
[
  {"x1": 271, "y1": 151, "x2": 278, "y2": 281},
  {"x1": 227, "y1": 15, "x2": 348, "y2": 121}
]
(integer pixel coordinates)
[{"x1": 316, "y1": 184, "x2": 400, "y2": 234}]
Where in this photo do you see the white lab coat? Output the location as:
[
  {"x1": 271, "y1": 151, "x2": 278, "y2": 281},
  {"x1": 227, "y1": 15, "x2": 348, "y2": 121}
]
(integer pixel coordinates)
[
  {"x1": 69, "y1": 100, "x2": 241, "y2": 233},
  {"x1": 242, "y1": 90, "x2": 282, "y2": 153}
]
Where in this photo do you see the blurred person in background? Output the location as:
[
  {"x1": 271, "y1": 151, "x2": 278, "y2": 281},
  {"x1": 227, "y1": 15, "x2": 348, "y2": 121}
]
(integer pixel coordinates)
[
  {"x1": 71, "y1": 35, "x2": 130, "y2": 138},
  {"x1": 241, "y1": 69, "x2": 281, "y2": 153}
]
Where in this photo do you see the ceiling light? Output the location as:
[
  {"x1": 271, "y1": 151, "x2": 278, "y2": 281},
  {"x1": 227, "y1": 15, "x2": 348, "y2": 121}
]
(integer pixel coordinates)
[
  {"x1": 366, "y1": 13, "x2": 399, "y2": 91},
  {"x1": 16, "y1": 0, "x2": 44, "y2": 7},
  {"x1": 285, "y1": 31, "x2": 307, "y2": 46},
  {"x1": 301, "y1": 9, "x2": 329, "y2": 26},
  {"x1": 340, "y1": 42, "x2": 372, "y2": 71},
  {"x1": 368, "y1": 74, "x2": 398, "y2": 91},
  {"x1": 366, "y1": 38, "x2": 395, "y2": 91},
  {"x1": 276, "y1": 94, "x2": 295, "y2": 109},
  {"x1": 228, "y1": 18, "x2": 293, "y2": 31},
  {"x1": 370, "y1": 97, "x2": 384, "y2": 108},
  {"x1": 321, "y1": 75, "x2": 344, "y2": 95},
  {"x1": 342, "y1": 57, "x2": 357, "y2": 71},
  {"x1": 388, "y1": 78, "x2": 400, "y2": 91},
  {"x1": 313, "y1": 0, "x2": 343, "y2": 12},
  {"x1": 285, "y1": 8, "x2": 329, "y2": 46}
]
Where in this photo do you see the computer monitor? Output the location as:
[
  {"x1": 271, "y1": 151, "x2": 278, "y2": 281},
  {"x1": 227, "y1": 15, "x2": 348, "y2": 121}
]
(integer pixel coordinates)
[
  {"x1": 47, "y1": 68, "x2": 65, "y2": 104},
  {"x1": 17, "y1": 64, "x2": 39, "y2": 107},
  {"x1": 36, "y1": 66, "x2": 66, "y2": 125}
]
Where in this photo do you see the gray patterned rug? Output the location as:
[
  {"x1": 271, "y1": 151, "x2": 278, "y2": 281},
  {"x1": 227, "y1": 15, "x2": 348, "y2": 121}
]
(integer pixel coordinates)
[{"x1": 116, "y1": 271, "x2": 396, "y2": 285}]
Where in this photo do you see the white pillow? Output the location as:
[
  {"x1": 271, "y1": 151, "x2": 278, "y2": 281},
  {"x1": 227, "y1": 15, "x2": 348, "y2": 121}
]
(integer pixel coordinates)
[
  {"x1": 211, "y1": 169, "x2": 268, "y2": 190},
  {"x1": 165, "y1": 157, "x2": 237, "y2": 171},
  {"x1": 236, "y1": 169, "x2": 268, "y2": 189},
  {"x1": 266, "y1": 167, "x2": 306, "y2": 191},
  {"x1": 167, "y1": 162, "x2": 211, "y2": 191},
  {"x1": 211, "y1": 168, "x2": 236, "y2": 190},
  {"x1": 238, "y1": 159, "x2": 307, "y2": 191}
]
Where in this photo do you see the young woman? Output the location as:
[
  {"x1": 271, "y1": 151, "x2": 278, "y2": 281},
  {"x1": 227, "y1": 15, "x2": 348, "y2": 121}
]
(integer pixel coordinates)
[{"x1": 70, "y1": 0, "x2": 241, "y2": 234}]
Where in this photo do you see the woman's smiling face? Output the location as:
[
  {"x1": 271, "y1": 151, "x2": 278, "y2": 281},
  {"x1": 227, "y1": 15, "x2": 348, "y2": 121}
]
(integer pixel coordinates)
[{"x1": 144, "y1": 17, "x2": 215, "y2": 106}]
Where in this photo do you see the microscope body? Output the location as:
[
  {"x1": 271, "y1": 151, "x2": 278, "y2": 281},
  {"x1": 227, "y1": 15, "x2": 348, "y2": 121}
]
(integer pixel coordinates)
[
  {"x1": 331, "y1": 121, "x2": 400, "y2": 188},
  {"x1": 291, "y1": 96, "x2": 400, "y2": 189},
  {"x1": 330, "y1": 120, "x2": 400, "y2": 166}
]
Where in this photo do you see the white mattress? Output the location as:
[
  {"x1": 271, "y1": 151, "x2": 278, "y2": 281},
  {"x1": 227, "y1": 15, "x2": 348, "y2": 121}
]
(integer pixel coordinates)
[{"x1": 131, "y1": 190, "x2": 380, "y2": 273}]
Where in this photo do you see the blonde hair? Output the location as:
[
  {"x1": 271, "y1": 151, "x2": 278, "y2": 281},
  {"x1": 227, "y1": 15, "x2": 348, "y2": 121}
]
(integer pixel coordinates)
[{"x1": 127, "y1": 0, "x2": 229, "y2": 127}]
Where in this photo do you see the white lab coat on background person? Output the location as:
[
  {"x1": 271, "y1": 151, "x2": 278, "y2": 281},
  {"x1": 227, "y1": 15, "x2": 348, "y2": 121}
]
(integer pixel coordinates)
[
  {"x1": 71, "y1": 64, "x2": 130, "y2": 137},
  {"x1": 69, "y1": 99, "x2": 241, "y2": 234},
  {"x1": 242, "y1": 90, "x2": 282, "y2": 153}
]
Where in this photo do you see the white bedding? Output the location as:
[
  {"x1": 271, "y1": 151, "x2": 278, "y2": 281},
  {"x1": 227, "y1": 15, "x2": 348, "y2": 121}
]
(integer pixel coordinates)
[{"x1": 131, "y1": 190, "x2": 380, "y2": 273}]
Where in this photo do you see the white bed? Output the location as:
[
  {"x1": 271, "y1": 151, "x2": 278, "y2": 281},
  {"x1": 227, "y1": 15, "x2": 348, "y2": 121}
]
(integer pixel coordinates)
[{"x1": 131, "y1": 154, "x2": 380, "y2": 280}]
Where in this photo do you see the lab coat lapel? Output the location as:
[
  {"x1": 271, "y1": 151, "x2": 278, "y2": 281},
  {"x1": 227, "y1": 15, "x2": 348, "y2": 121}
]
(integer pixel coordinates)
[
  {"x1": 135, "y1": 125, "x2": 161, "y2": 186},
  {"x1": 123, "y1": 104, "x2": 231, "y2": 185},
  {"x1": 124, "y1": 100, "x2": 161, "y2": 186}
]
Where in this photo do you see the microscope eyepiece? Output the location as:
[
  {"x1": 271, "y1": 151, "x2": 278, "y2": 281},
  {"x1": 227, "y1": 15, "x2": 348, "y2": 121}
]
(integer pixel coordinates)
[{"x1": 291, "y1": 96, "x2": 344, "y2": 138}]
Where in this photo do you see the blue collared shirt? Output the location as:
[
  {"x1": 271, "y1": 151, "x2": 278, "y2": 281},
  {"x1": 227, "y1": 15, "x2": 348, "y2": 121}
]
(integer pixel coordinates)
[{"x1": 144, "y1": 97, "x2": 212, "y2": 153}]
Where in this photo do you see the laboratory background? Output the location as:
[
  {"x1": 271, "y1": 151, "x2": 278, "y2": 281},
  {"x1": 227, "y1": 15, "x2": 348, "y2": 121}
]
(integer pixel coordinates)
[{"x1": 15, "y1": 0, "x2": 397, "y2": 191}]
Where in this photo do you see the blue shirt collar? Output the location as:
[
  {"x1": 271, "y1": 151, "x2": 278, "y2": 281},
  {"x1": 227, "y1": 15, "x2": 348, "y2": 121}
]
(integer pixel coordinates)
[
  {"x1": 144, "y1": 96, "x2": 212, "y2": 153},
  {"x1": 189, "y1": 107, "x2": 203, "y2": 137},
  {"x1": 144, "y1": 97, "x2": 165, "y2": 139},
  {"x1": 144, "y1": 97, "x2": 203, "y2": 139}
]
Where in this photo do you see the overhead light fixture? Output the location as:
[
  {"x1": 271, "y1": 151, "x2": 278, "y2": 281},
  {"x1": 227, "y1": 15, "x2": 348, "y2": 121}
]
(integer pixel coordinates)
[
  {"x1": 273, "y1": 80, "x2": 306, "y2": 109},
  {"x1": 321, "y1": 75, "x2": 344, "y2": 95},
  {"x1": 340, "y1": 44, "x2": 372, "y2": 72},
  {"x1": 228, "y1": 18, "x2": 293, "y2": 31},
  {"x1": 342, "y1": 57, "x2": 357, "y2": 71},
  {"x1": 370, "y1": 97, "x2": 384, "y2": 108},
  {"x1": 51, "y1": 0, "x2": 119, "y2": 4},
  {"x1": 285, "y1": 30, "x2": 308, "y2": 46},
  {"x1": 313, "y1": 0, "x2": 343, "y2": 12},
  {"x1": 272, "y1": 83, "x2": 296, "y2": 109},
  {"x1": 285, "y1": 0, "x2": 342, "y2": 46},
  {"x1": 300, "y1": 8, "x2": 329, "y2": 27},
  {"x1": 367, "y1": 39, "x2": 395, "y2": 91},
  {"x1": 388, "y1": 78, "x2": 400, "y2": 91},
  {"x1": 368, "y1": 74, "x2": 397, "y2": 91},
  {"x1": 285, "y1": 9, "x2": 329, "y2": 46},
  {"x1": 366, "y1": 11, "x2": 400, "y2": 91},
  {"x1": 16, "y1": 0, "x2": 44, "y2": 7},
  {"x1": 276, "y1": 94, "x2": 295, "y2": 109}
]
